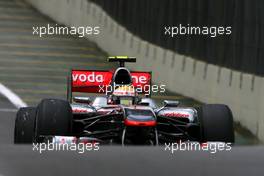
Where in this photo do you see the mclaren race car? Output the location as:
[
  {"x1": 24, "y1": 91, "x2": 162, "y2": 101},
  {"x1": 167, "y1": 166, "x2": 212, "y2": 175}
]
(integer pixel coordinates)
[{"x1": 14, "y1": 56, "x2": 234, "y2": 145}]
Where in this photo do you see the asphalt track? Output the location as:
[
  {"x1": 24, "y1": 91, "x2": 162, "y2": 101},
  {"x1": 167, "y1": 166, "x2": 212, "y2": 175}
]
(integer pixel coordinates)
[{"x1": 0, "y1": 0, "x2": 263, "y2": 175}]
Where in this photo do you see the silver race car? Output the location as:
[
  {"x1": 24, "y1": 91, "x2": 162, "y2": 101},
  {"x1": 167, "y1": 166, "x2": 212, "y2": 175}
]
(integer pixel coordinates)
[{"x1": 14, "y1": 56, "x2": 234, "y2": 145}]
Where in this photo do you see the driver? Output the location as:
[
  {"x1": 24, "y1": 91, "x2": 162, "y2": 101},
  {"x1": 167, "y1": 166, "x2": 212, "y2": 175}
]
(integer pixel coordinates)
[{"x1": 107, "y1": 85, "x2": 138, "y2": 105}]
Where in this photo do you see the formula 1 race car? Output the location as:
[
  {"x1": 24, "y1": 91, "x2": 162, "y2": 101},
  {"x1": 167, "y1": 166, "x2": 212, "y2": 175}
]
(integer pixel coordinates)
[{"x1": 14, "y1": 56, "x2": 234, "y2": 145}]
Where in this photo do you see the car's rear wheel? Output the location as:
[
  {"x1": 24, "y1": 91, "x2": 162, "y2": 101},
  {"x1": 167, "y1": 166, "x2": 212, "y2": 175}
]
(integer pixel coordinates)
[
  {"x1": 198, "y1": 104, "x2": 234, "y2": 143},
  {"x1": 14, "y1": 107, "x2": 36, "y2": 144},
  {"x1": 35, "y1": 99, "x2": 72, "y2": 140}
]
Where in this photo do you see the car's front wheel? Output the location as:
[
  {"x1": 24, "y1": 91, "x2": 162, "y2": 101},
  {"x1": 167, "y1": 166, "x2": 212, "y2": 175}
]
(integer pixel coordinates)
[
  {"x1": 35, "y1": 99, "x2": 72, "y2": 141},
  {"x1": 198, "y1": 104, "x2": 234, "y2": 143}
]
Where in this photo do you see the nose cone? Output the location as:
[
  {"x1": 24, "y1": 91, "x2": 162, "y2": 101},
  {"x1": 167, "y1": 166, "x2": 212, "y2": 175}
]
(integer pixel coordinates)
[{"x1": 124, "y1": 113, "x2": 157, "y2": 127}]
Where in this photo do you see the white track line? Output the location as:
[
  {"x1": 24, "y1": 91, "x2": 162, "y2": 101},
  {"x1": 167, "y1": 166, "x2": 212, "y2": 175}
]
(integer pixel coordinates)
[
  {"x1": 0, "y1": 108, "x2": 18, "y2": 112},
  {"x1": 0, "y1": 83, "x2": 27, "y2": 109}
]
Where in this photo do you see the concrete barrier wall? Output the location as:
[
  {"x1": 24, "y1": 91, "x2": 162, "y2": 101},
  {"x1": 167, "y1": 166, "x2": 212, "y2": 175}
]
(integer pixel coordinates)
[{"x1": 26, "y1": 0, "x2": 264, "y2": 141}]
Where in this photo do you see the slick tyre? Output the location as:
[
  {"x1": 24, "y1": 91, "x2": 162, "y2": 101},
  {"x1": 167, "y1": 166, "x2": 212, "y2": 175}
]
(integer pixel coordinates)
[
  {"x1": 14, "y1": 107, "x2": 36, "y2": 144},
  {"x1": 35, "y1": 99, "x2": 72, "y2": 139},
  {"x1": 198, "y1": 104, "x2": 234, "y2": 143}
]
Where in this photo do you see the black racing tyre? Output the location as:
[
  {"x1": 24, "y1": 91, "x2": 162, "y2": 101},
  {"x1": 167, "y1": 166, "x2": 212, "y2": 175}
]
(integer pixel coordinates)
[
  {"x1": 35, "y1": 99, "x2": 72, "y2": 138},
  {"x1": 14, "y1": 107, "x2": 36, "y2": 144},
  {"x1": 198, "y1": 104, "x2": 234, "y2": 143}
]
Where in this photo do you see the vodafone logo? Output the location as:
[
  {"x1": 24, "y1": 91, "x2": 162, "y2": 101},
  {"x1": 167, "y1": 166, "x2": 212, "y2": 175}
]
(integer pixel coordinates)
[
  {"x1": 71, "y1": 70, "x2": 153, "y2": 94},
  {"x1": 131, "y1": 75, "x2": 147, "y2": 84},
  {"x1": 72, "y1": 72, "x2": 104, "y2": 83}
]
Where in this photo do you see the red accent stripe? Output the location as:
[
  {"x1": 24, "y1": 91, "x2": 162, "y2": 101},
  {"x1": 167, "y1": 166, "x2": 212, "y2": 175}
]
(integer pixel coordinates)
[{"x1": 124, "y1": 119, "x2": 157, "y2": 127}]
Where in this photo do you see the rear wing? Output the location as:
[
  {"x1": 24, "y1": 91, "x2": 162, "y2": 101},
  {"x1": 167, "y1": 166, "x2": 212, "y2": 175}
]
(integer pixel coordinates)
[
  {"x1": 108, "y1": 56, "x2": 136, "y2": 67},
  {"x1": 67, "y1": 69, "x2": 152, "y2": 102}
]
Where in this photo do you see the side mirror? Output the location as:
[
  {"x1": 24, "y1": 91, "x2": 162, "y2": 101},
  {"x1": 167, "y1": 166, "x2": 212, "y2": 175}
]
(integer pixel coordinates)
[
  {"x1": 163, "y1": 100, "x2": 180, "y2": 107},
  {"x1": 73, "y1": 97, "x2": 91, "y2": 104}
]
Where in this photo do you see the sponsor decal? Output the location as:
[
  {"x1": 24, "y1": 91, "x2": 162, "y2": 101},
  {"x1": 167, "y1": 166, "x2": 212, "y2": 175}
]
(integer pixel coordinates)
[
  {"x1": 72, "y1": 108, "x2": 92, "y2": 113},
  {"x1": 71, "y1": 70, "x2": 152, "y2": 94},
  {"x1": 72, "y1": 72, "x2": 104, "y2": 83},
  {"x1": 163, "y1": 112, "x2": 189, "y2": 118}
]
